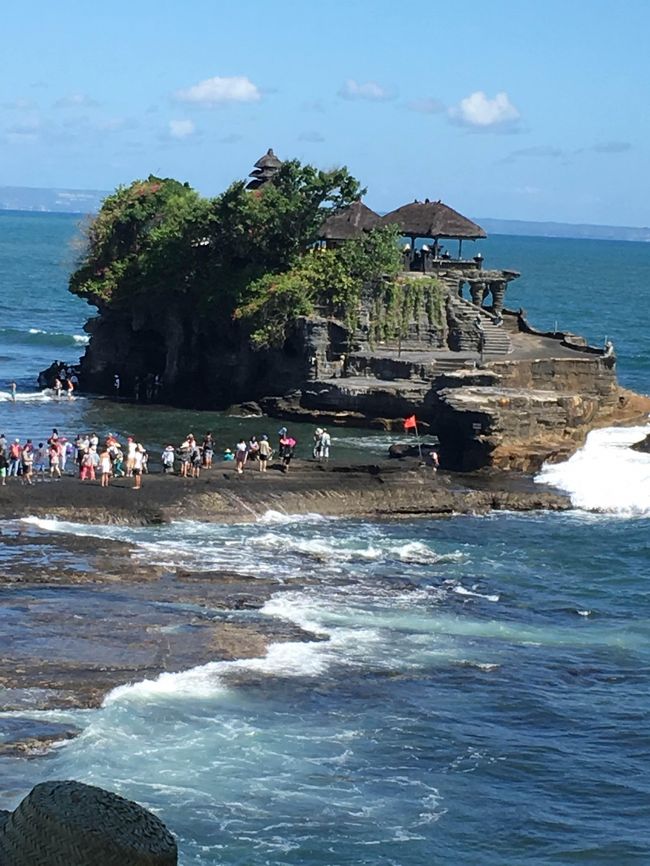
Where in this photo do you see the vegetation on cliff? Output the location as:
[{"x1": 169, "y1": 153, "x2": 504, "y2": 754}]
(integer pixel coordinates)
[{"x1": 69, "y1": 160, "x2": 405, "y2": 348}]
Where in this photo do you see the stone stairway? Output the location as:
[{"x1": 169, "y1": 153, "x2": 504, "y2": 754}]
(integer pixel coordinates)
[{"x1": 448, "y1": 295, "x2": 512, "y2": 356}]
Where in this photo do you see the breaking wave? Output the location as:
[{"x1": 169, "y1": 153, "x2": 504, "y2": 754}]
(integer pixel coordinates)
[
  {"x1": 0, "y1": 326, "x2": 88, "y2": 348},
  {"x1": 536, "y1": 425, "x2": 650, "y2": 516}
]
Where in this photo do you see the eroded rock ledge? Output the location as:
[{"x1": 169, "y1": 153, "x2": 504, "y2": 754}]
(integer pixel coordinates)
[{"x1": 0, "y1": 461, "x2": 570, "y2": 526}]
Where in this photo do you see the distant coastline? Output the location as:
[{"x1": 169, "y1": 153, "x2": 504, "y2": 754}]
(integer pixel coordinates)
[
  {"x1": 2, "y1": 186, "x2": 649, "y2": 242},
  {"x1": 0, "y1": 185, "x2": 106, "y2": 215},
  {"x1": 477, "y1": 217, "x2": 650, "y2": 243}
]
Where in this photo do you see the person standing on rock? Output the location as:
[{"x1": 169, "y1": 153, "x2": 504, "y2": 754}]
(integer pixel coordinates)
[
  {"x1": 8, "y1": 439, "x2": 22, "y2": 477},
  {"x1": 258, "y1": 435, "x2": 272, "y2": 472},
  {"x1": 312, "y1": 428, "x2": 323, "y2": 460},
  {"x1": 190, "y1": 441, "x2": 202, "y2": 478},
  {"x1": 178, "y1": 436, "x2": 191, "y2": 477},
  {"x1": 279, "y1": 433, "x2": 296, "y2": 473},
  {"x1": 58, "y1": 439, "x2": 70, "y2": 475},
  {"x1": 235, "y1": 438, "x2": 248, "y2": 474},
  {"x1": 202, "y1": 433, "x2": 214, "y2": 468},
  {"x1": 21, "y1": 440, "x2": 34, "y2": 485},
  {"x1": 125, "y1": 437, "x2": 137, "y2": 476},
  {"x1": 77, "y1": 447, "x2": 93, "y2": 481},
  {"x1": 132, "y1": 444, "x2": 144, "y2": 490},
  {"x1": 161, "y1": 445, "x2": 175, "y2": 474},
  {"x1": 99, "y1": 447, "x2": 112, "y2": 487},
  {"x1": 320, "y1": 429, "x2": 331, "y2": 463}
]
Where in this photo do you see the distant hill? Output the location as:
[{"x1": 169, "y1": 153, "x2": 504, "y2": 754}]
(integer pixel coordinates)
[
  {"x1": 476, "y1": 217, "x2": 650, "y2": 243},
  {"x1": 1, "y1": 186, "x2": 649, "y2": 242},
  {"x1": 0, "y1": 185, "x2": 107, "y2": 214}
]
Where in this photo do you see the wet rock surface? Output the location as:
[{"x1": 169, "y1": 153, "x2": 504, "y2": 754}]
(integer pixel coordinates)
[
  {"x1": 0, "y1": 461, "x2": 569, "y2": 754},
  {"x1": 0, "y1": 459, "x2": 570, "y2": 525},
  {"x1": 631, "y1": 433, "x2": 650, "y2": 453}
]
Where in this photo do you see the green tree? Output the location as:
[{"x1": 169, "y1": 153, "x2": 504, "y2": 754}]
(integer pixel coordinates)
[
  {"x1": 234, "y1": 226, "x2": 402, "y2": 348},
  {"x1": 70, "y1": 177, "x2": 208, "y2": 307}
]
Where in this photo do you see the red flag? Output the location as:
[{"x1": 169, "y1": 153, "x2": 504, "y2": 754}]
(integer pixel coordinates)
[{"x1": 403, "y1": 415, "x2": 417, "y2": 430}]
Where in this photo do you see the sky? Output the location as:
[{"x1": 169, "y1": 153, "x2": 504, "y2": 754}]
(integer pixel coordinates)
[{"x1": 2, "y1": 0, "x2": 649, "y2": 226}]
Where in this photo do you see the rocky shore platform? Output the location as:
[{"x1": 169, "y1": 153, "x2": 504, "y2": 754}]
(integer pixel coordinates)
[
  {"x1": 0, "y1": 460, "x2": 569, "y2": 757},
  {"x1": 0, "y1": 459, "x2": 569, "y2": 525}
]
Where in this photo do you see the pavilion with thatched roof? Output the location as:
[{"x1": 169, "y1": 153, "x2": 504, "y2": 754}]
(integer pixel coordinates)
[
  {"x1": 246, "y1": 148, "x2": 283, "y2": 190},
  {"x1": 317, "y1": 200, "x2": 380, "y2": 246},
  {"x1": 379, "y1": 198, "x2": 487, "y2": 268}
]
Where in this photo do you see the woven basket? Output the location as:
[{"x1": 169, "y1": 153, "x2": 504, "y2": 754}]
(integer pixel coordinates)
[{"x1": 0, "y1": 780, "x2": 177, "y2": 865}]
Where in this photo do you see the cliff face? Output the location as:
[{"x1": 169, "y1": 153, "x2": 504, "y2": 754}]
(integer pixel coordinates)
[
  {"x1": 75, "y1": 290, "x2": 647, "y2": 474},
  {"x1": 79, "y1": 298, "x2": 345, "y2": 407}
]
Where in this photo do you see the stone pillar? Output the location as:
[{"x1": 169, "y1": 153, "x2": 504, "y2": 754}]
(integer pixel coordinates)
[
  {"x1": 470, "y1": 281, "x2": 484, "y2": 307},
  {"x1": 458, "y1": 280, "x2": 465, "y2": 298},
  {"x1": 491, "y1": 281, "x2": 507, "y2": 315}
]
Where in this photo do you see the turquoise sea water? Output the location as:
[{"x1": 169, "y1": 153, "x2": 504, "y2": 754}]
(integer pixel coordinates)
[{"x1": 1, "y1": 210, "x2": 650, "y2": 865}]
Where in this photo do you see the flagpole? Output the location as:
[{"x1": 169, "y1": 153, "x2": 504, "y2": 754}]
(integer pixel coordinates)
[{"x1": 414, "y1": 420, "x2": 423, "y2": 461}]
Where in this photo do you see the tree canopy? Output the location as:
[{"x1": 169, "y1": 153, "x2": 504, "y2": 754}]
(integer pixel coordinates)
[{"x1": 69, "y1": 159, "x2": 403, "y2": 347}]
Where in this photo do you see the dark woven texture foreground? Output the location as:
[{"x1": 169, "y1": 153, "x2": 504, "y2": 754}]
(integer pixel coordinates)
[{"x1": 0, "y1": 780, "x2": 177, "y2": 865}]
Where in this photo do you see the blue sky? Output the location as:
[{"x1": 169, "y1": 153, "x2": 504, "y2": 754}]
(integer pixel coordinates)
[{"x1": 2, "y1": 0, "x2": 649, "y2": 225}]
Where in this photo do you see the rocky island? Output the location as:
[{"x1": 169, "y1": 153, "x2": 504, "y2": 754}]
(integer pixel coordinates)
[{"x1": 62, "y1": 149, "x2": 650, "y2": 472}]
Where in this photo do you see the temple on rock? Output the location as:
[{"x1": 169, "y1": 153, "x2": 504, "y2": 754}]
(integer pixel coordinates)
[
  {"x1": 72, "y1": 148, "x2": 627, "y2": 473},
  {"x1": 245, "y1": 148, "x2": 282, "y2": 190}
]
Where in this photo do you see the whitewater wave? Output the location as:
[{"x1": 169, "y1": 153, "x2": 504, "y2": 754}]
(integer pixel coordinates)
[
  {"x1": 256, "y1": 509, "x2": 331, "y2": 525},
  {"x1": 0, "y1": 388, "x2": 82, "y2": 402},
  {"x1": 0, "y1": 326, "x2": 89, "y2": 348},
  {"x1": 251, "y1": 532, "x2": 464, "y2": 567},
  {"x1": 21, "y1": 516, "x2": 465, "y2": 578},
  {"x1": 453, "y1": 585, "x2": 500, "y2": 602},
  {"x1": 536, "y1": 425, "x2": 650, "y2": 515},
  {"x1": 335, "y1": 433, "x2": 438, "y2": 454}
]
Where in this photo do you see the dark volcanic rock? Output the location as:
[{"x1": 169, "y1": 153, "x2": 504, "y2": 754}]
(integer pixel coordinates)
[
  {"x1": 631, "y1": 434, "x2": 650, "y2": 453},
  {"x1": 388, "y1": 442, "x2": 438, "y2": 459},
  {"x1": 226, "y1": 401, "x2": 263, "y2": 416}
]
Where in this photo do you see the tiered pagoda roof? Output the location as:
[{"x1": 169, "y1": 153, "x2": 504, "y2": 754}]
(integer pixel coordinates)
[{"x1": 246, "y1": 148, "x2": 283, "y2": 190}]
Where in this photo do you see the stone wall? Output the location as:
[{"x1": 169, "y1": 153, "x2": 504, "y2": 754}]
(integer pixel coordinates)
[{"x1": 487, "y1": 356, "x2": 618, "y2": 404}]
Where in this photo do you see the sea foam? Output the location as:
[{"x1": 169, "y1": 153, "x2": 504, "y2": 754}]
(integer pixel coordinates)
[{"x1": 536, "y1": 425, "x2": 650, "y2": 515}]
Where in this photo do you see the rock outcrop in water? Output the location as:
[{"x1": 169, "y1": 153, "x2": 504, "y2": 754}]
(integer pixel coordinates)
[{"x1": 66, "y1": 165, "x2": 650, "y2": 473}]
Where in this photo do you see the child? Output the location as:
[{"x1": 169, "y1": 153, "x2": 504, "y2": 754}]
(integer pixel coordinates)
[{"x1": 161, "y1": 445, "x2": 175, "y2": 474}]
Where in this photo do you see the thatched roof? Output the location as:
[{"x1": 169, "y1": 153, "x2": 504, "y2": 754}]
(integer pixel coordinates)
[
  {"x1": 246, "y1": 148, "x2": 283, "y2": 190},
  {"x1": 379, "y1": 199, "x2": 486, "y2": 240},
  {"x1": 254, "y1": 148, "x2": 282, "y2": 170},
  {"x1": 318, "y1": 200, "x2": 381, "y2": 241}
]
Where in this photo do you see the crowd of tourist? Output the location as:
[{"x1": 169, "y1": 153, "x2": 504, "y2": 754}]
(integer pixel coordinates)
[{"x1": 0, "y1": 425, "x2": 333, "y2": 489}]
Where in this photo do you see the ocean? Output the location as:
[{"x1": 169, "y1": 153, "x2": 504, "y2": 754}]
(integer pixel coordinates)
[{"x1": 1, "y1": 209, "x2": 650, "y2": 865}]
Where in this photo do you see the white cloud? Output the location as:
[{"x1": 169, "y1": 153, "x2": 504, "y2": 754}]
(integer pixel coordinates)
[
  {"x1": 515, "y1": 185, "x2": 542, "y2": 196},
  {"x1": 406, "y1": 97, "x2": 444, "y2": 115},
  {"x1": 175, "y1": 75, "x2": 261, "y2": 105},
  {"x1": 590, "y1": 140, "x2": 631, "y2": 154},
  {"x1": 55, "y1": 93, "x2": 99, "y2": 108},
  {"x1": 449, "y1": 90, "x2": 520, "y2": 130},
  {"x1": 93, "y1": 117, "x2": 139, "y2": 133},
  {"x1": 339, "y1": 79, "x2": 393, "y2": 101},
  {"x1": 3, "y1": 116, "x2": 41, "y2": 143},
  {"x1": 298, "y1": 130, "x2": 325, "y2": 143},
  {"x1": 1, "y1": 98, "x2": 36, "y2": 110},
  {"x1": 168, "y1": 119, "x2": 196, "y2": 139}
]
